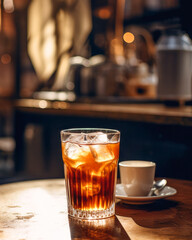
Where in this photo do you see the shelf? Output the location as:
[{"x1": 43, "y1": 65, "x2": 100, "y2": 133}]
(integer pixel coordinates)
[{"x1": 15, "y1": 98, "x2": 192, "y2": 126}]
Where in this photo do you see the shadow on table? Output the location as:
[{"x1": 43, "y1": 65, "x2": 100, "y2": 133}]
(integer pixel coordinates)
[
  {"x1": 116, "y1": 199, "x2": 179, "y2": 228},
  {"x1": 68, "y1": 215, "x2": 130, "y2": 240}
]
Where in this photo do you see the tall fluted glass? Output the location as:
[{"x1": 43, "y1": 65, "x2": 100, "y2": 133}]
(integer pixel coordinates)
[{"x1": 61, "y1": 128, "x2": 120, "y2": 219}]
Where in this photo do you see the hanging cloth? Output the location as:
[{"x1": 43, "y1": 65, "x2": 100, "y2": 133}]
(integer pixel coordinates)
[{"x1": 27, "y1": 0, "x2": 92, "y2": 90}]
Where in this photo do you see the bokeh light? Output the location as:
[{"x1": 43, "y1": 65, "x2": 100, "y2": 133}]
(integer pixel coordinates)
[{"x1": 123, "y1": 32, "x2": 135, "y2": 43}]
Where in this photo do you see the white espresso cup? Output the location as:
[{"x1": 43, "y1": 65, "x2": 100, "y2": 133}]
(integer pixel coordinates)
[{"x1": 119, "y1": 160, "x2": 156, "y2": 196}]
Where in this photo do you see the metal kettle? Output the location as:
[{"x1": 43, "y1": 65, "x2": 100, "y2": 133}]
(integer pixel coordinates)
[{"x1": 156, "y1": 29, "x2": 192, "y2": 101}]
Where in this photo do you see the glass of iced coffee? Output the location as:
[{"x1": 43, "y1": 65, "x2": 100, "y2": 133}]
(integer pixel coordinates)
[{"x1": 60, "y1": 128, "x2": 120, "y2": 219}]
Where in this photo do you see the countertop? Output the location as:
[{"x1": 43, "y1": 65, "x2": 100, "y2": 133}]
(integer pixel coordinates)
[{"x1": 14, "y1": 98, "x2": 192, "y2": 126}]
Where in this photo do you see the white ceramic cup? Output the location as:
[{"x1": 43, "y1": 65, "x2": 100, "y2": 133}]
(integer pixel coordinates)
[{"x1": 119, "y1": 160, "x2": 156, "y2": 196}]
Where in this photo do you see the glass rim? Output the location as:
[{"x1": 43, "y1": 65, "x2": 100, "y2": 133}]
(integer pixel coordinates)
[
  {"x1": 60, "y1": 128, "x2": 120, "y2": 144},
  {"x1": 60, "y1": 128, "x2": 120, "y2": 135},
  {"x1": 119, "y1": 160, "x2": 156, "y2": 168}
]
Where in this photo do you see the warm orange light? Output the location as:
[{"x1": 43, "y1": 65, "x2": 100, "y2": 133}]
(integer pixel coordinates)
[
  {"x1": 1, "y1": 54, "x2": 12, "y2": 64},
  {"x1": 123, "y1": 32, "x2": 135, "y2": 43},
  {"x1": 94, "y1": 7, "x2": 111, "y2": 19}
]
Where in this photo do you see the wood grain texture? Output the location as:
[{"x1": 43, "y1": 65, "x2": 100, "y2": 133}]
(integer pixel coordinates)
[
  {"x1": 0, "y1": 179, "x2": 129, "y2": 240},
  {"x1": 117, "y1": 178, "x2": 192, "y2": 240},
  {"x1": 0, "y1": 178, "x2": 191, "y2": 240}
]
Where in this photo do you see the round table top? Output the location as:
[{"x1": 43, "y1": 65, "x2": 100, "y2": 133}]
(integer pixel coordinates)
[{"x1": 0, "y1": 178, "x2": 191, "y2": 240}]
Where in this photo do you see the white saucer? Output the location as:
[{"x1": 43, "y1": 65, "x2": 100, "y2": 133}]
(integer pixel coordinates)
[{"x1": 115, "y1": 184, "x2": 177, "y2": 205}]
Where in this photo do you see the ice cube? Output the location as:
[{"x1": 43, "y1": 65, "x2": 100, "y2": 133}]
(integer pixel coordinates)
[
  {"x1": 87, "y1": 132, "x2": 108, "y2": 144},
  {"x1": 108, "y1": 133, "x2": 119, "y2": 143},
  {"x1": 89, "y1": 144, "x2": 114, "y2": 162},
  {"x1": 65, "y1": 142, "x2": 90, "y2": 161},
  {"x1": 68, "y1": 133, "x2": 86, "y2": 144}
]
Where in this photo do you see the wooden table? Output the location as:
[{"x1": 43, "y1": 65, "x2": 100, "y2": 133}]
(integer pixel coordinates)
[{"x1": 0, "y1": 178, "x2": 191, "y2": 240}]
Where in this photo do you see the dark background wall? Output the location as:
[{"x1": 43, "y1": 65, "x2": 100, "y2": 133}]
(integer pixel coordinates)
[{"x1": 14, "y1": 111, "x2": 192, "y2": 181}]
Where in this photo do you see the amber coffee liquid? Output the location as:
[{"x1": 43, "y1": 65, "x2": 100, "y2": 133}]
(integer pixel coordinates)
[{"x1": 62, "y1": 142, "x2": 119, "y2": 211}]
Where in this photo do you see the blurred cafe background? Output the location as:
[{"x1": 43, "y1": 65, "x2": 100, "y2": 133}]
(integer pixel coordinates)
[{"x1": 0, "y1": 0, "x2": 192, "y2": 183}]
